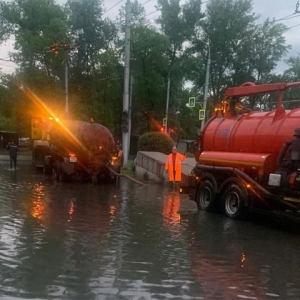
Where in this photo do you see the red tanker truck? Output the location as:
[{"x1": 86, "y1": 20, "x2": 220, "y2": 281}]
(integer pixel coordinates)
[
  {"x1": 182, "y1": 81, "x2": 300, "y2": 220},
  {"x1": 32, "y1": 118, "x2": 121, "y2": 183}
]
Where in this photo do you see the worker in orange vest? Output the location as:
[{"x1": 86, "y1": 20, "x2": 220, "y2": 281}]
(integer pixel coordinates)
[
  {"x1": 165, "y1": 146, "x2": 186, "y2": 188},
  {"x1": 117, "y1": 147, "x2": 123, "y2": 168},
  {"x1": 114, "y1": 142, "x2": 123, "y2": 169}
]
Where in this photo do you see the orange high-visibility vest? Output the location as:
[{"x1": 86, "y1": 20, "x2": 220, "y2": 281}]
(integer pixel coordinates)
[
  {"x1": 165, "y1": 152, "x2": 186, "y2": 182},
  {"x1": 117, "y1": 150, "x2": 123, "y2": 167}
]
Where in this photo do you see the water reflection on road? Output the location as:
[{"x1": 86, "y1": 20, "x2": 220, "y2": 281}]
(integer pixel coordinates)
[{"x1": 1, "y1": 162, "x2": 300, "y2": 299}]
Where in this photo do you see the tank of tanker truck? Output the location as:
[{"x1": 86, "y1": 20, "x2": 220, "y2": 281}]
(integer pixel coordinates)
[
  {"x1": 182, "y1": 81, "x2": 300, "y2": 221},
  {"x1": 32, "y1": 118, "x2": 121, "y2": 183}
]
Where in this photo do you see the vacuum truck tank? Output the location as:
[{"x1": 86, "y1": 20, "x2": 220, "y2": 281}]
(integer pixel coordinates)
[
  {"x1": 32, "y1": 118, "x2": 121, "y2": 183},
  {"x1": 182, "y1": 81, "x2": 300, "y2": 220}
]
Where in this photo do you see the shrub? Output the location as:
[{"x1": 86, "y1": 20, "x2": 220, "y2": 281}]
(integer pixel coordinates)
[{"x1": 138, "y1": 132, "x2": 174, "y2": 154}]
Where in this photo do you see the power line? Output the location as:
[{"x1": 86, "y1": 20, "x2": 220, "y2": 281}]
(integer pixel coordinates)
[
  {"x1": 145, "y1": 9, "x2": 159, "y2": 17},
  {"x1": 274, "y1": 14, "x2": 300, "y2": 22},
  {"x1": 0, "y1": 57, "x2": 13, "y2": 62},
  {"x1": 141, "y1": 0, "x2": 151, "y2": 5},
  {"x1": 286, "y1": 22, "x2": 300, "y2": 30},
  {"x1": 273, "y1": 1, "x2": 300, "y2": 22},
  {"x1": 274, "y1": 13, "x2": 297, "y2": 22},
  {"x1": 145, "y1": 1, "x2": 207, "y2": 18},
  {"x1": 259, "y1": 2, "x2": 300, "y2": 25},
  {"x1": 103, "y1": 0, "x2": 124, "y2": 16}
]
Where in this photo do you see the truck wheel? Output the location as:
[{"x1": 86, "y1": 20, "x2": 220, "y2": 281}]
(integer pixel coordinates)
[
  {"x1": 196, "y1": 180, "x2": 216, "y2": 212},
  {"x1": 223, "y1": 183, "x2": 247, "y2": 219}
]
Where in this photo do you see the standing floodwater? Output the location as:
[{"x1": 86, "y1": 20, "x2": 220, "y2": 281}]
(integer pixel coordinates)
[{"x1": 1, "y1": 161, "x2": 300, "y2": 299}]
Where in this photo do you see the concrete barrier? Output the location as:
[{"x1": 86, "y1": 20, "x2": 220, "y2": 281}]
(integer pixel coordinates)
[{"x1": 135, "y1": 151, "x2": 167, "y2": 183}]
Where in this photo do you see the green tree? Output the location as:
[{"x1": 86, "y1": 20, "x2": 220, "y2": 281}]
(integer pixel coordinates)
[
  {"x1": 138, "y1": 131, "x2": 174, "y2": 154},
  {"x1": 130, "y1": 26, "x2": 170, "y2": 132},
  {"x1": 247, "y1": 20, "x2": 289, "y2": 83},
  {"x1": 0, "y1": 0, "x2": 68, "y2": 124},
  {"x1": 190, "y1": 0, "x2": 290, "y2": 107},
  {"x1": 65, "y1": 0, "x2": 122, "y2": 130},
  {"x1": 284, "y1": 56, "x2": 300, "y2": 81},
  {"x1": 281, "y1": 56, "x2": 300, "y2": 109},
  {"x1": 2, "y1": 0, "x2": 67, "y2": 72},
  {"x1": 116, "y1": 1, "x2": 169, "y2": 135},
  {"x1": 0, "y1": 0, "x2": 13, "y2": 44},
  {"x1": 154, "y1": 0, "x2": 204, "y2": 137}
]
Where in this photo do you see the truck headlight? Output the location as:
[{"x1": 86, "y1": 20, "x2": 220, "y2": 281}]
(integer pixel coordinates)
[{"x1": 110, "y1": 156, "x2": 118, "y2": 166}]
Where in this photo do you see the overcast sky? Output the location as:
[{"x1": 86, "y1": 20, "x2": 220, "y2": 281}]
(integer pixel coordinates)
[{"x1": 0, "y1": 0, "x2": 300, "y2": 74}]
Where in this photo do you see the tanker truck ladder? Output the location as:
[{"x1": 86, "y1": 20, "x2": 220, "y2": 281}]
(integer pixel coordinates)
[{"x1": 224, "y1": 81, "x2": 300, "y2": 98}]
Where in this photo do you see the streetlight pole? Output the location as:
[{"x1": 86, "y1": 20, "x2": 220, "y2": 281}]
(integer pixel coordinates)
[
  {"x1": 201, "y1": 47, "x2": 211, "y2": 130},
  {"x1": 165, "y1": 72, "x2": 170, "y2": 133}
]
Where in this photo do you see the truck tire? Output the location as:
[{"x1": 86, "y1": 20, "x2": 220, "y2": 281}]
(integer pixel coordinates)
[
  {"x1": 222, "y1": 183, "x2": 248, "y2": 219},
  {"x1": 196, "y1": 180, "x2": 217, "y2": 212}
]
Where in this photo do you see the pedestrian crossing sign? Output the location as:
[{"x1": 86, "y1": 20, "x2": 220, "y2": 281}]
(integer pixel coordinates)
[
  {"x1": 163, "y1": 118, "x2": 167, "y2": 126},
  {"x1": 188, "y1": 96, "x2": 195, "y2": 107},
  {"x1": 199, "y1": 109, "x2": 205, "y2": 120}
]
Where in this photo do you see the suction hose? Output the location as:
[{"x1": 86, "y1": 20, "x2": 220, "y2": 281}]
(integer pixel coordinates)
[{"x1": 105, "y1": 165, "x2": 147, "y2": 186}]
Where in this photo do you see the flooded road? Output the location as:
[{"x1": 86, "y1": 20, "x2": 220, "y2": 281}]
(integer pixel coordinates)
[{"x1": 1, "y1": 160, "x2": 300, "y2": 299}]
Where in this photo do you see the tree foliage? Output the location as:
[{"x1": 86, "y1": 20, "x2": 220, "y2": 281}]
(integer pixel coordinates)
[
  {"x1": 0, "y1": 0, "x2": 299, "y2": 140},
  {"x1": 138, "y1": 131, "x2": 174, "y2": 154},
  {"x1": 191, "y1": 0, "x2": 291, "y2": 105}
]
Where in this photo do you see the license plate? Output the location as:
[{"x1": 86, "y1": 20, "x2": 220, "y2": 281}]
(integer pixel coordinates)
[{"x1": 70, "y1": 157, "x2": 77, "y2": 163}]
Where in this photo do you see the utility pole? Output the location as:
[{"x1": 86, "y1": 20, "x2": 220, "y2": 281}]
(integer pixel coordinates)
[
  {"x1": 122, "y1": 0, "x2": 131, "y2": 166},
  {"x1": 164, "y1": 72, "x2": 170, "y2": 133},
  {"x1": 62, "y1": 42, "x2": 74, "y2": 118},
  {"x1": 65, "y1": 59, "x2": 69, "y2": 117},
  {"x1": 201, "y1": 47, "x2": 211, "y2": 130},
  {"x1": 295, "y1": 1, "x2": 299, "y2": 13},
  {"x1": 128, "y1": 75, "x2": 134, "y2": 155},
  {"x1": 47, "y1": 41, "x2": 75, "y2": 118}
]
